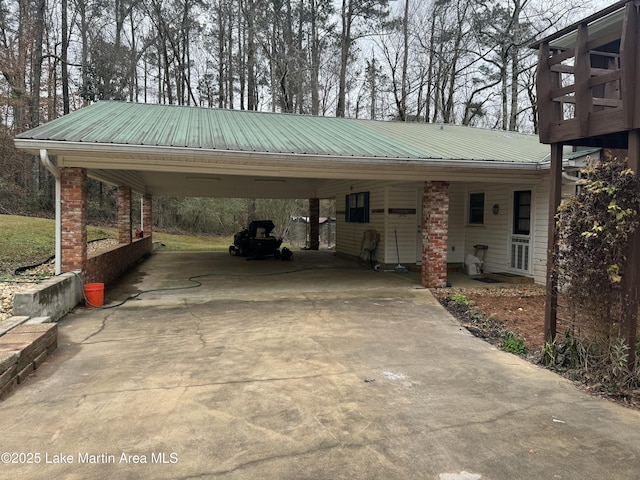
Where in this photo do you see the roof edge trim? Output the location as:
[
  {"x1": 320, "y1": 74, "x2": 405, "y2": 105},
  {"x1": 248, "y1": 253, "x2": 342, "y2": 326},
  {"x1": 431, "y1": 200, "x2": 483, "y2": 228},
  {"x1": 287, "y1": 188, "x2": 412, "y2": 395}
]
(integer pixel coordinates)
[{"x1": 13, "y1": 139, "x2": 545, "y2": 170}]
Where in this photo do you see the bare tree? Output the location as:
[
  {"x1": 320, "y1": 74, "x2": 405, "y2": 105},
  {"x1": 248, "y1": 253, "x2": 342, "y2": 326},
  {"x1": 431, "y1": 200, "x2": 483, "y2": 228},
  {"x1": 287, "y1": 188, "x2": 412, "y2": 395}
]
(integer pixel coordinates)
[{"x1": 336, "y1": 0, "x2": 389, "y2": 117}]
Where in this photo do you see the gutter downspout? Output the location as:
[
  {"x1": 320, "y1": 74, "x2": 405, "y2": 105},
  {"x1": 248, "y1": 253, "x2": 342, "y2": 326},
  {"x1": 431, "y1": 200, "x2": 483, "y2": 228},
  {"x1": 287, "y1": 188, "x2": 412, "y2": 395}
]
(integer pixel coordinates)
[
  {"x1": 40, "y1": 149, "x2": 61, "y2": 275},
  {"x1": 562, "y1": 171, "x2": 580, "y2": 183}
]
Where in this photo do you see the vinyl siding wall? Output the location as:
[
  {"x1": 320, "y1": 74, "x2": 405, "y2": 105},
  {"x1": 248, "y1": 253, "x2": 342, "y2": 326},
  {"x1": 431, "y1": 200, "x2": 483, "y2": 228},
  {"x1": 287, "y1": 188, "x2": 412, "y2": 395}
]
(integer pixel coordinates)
[
  {"x1": 318, "y1": 181, "x2": 422, "y2": 264},
  {"x1": 447, "y1": 177, "x2": 558, "y2": 285},
  {"x1": 318, "y1": 180, "x2": 388, "y2": 261},
  {"x1": 320, "y1": 175, "x2": 569, "y2": 284},
  {"x1": 385, "y1": 186, "x2": 420, "y2": 265},
  {"x1": 447, "y1": 183, "x2": 466, "y2": 264}
]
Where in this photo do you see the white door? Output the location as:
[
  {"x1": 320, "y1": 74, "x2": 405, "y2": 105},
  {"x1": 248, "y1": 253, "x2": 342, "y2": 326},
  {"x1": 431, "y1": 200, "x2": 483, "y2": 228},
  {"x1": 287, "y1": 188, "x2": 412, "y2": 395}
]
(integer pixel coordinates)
[{"x1": 510, "y1": 190, "x2": 532, "y2": 273}]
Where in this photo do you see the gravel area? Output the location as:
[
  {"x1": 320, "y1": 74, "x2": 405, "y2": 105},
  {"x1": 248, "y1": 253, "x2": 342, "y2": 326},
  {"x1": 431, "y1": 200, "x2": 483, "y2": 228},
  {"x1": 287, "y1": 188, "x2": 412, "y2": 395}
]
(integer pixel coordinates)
[{"x1": 0, "y1": 239, "x2": 119, "y2": 323}]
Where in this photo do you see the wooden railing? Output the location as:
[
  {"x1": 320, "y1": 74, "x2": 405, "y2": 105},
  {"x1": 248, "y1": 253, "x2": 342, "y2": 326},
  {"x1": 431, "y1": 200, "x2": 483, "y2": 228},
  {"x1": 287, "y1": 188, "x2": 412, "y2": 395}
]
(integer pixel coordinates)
[{"x1": 534, "y1": 1, "x2": 639, "y2": 145}]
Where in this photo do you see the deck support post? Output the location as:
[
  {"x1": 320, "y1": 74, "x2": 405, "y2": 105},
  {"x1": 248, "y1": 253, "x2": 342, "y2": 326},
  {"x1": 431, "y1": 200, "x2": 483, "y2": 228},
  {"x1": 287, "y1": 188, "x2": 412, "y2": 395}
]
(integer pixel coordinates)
[{"x1": 544, "y1": 143, "x2": 563, "y2": 343}]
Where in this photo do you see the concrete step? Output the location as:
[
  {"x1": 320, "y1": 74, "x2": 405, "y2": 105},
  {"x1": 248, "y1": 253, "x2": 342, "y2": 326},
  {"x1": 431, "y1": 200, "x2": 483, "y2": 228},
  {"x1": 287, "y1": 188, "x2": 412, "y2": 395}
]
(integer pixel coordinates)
[{"x1": 0, "y1": 316, "x2": 30, "y2": 337}]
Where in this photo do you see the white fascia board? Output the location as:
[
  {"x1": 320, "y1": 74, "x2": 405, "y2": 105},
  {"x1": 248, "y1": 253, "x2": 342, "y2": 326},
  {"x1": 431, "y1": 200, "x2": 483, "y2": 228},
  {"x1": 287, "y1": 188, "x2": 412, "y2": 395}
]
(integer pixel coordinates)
[{"x1": 15, "y1": 139, "x2": 543, "y2": 183}]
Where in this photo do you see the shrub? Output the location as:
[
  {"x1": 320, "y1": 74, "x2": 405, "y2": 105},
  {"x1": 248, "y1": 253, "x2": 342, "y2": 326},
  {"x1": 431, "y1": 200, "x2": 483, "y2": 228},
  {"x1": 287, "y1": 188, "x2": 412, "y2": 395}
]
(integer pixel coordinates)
[{"x1": 555, "y1": 155, "x2": 640, "y2": 361}]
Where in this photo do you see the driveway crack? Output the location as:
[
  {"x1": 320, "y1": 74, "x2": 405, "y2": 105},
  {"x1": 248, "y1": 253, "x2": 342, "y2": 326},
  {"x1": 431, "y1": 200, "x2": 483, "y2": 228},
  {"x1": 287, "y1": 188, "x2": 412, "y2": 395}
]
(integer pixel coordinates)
[
  {"x1": 80, "y1": 313, "x2": 112, "y2": 343},
  {"x1": 182, "y1": 300, "x2": 207, "y2": 348}
]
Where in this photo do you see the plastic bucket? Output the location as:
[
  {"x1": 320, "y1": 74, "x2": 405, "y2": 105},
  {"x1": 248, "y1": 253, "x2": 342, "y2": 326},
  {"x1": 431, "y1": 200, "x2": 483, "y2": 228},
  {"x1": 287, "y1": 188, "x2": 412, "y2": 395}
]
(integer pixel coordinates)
[{"x1": 84, "y1": 283, "x2": 104, "y2": 308}]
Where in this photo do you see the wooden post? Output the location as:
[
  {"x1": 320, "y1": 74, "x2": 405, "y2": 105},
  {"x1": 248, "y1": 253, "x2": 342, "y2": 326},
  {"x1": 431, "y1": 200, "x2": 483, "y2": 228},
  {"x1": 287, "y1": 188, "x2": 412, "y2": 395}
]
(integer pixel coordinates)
[
  {"x1": 620, "y1": 0, "x2": 639, "y2": 128},
  {"x1": 622, "y1": 130, "x2": 640, "y2": 367},
  {"x1": 544, "y1": 142, "x2": 563, "y2": 342},
  {"x1": 574, "y1": 24, "x2": 592, "y2": 138},
  {"x1": 536, "y1": 42, "x2": 553, "y2": 144}
]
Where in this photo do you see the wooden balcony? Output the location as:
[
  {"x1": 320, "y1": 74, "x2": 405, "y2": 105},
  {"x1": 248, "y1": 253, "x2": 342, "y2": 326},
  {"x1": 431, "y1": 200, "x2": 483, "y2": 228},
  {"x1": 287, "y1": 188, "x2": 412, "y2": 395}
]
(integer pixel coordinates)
[{"x1": 531, "y1": 1, "x2": 640, "y2": 147}]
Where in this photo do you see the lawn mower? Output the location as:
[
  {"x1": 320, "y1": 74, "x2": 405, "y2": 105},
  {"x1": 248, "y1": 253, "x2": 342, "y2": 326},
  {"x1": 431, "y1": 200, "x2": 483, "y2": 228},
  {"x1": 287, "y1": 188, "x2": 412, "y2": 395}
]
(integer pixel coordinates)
[{"x1": 229, "y1": 220, "x2": 290, "y2": 260}]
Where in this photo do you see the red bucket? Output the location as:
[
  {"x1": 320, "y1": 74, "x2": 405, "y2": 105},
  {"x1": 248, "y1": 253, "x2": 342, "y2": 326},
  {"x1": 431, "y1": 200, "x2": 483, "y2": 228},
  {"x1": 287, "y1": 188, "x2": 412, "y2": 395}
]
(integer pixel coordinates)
[{"x1": 84, "y1": 283, "x2": 104, "y2": 308}]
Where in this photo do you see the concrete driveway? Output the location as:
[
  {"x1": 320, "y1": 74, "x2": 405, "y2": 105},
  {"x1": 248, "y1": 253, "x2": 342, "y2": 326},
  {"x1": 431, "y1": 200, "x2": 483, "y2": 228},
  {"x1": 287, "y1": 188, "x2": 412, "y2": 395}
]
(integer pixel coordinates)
[{"x1": 1, "y1": 250, "x2": 640, "y2": 480}]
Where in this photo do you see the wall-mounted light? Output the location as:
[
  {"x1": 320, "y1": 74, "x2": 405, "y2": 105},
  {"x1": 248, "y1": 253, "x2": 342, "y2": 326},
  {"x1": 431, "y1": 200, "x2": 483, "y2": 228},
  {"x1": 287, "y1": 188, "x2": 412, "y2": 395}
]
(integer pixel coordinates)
[{"x1": 492, "y1": 204, "x2": 500, "y2": 215}]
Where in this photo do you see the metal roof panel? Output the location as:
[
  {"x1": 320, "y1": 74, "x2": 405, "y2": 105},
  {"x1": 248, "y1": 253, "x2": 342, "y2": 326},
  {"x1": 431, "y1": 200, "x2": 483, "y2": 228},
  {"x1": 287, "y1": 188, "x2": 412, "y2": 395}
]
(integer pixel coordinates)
[{"x1": 17, "y1": 101, "x2": 553, "y2": 163}]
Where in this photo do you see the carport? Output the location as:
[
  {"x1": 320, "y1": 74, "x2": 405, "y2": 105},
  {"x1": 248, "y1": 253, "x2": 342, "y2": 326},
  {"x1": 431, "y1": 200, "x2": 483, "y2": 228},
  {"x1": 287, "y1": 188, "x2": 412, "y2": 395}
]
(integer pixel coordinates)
[{"x1": 13, "y1": 101, "x2": 554, "y2": 289}]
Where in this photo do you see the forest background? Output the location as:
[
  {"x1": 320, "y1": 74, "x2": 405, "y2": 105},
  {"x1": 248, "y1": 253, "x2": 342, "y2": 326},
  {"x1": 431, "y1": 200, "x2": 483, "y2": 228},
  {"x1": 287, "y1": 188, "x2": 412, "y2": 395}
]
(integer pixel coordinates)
[{"x1": 0, "y1": 0, "x2": 606, "y2": 239}]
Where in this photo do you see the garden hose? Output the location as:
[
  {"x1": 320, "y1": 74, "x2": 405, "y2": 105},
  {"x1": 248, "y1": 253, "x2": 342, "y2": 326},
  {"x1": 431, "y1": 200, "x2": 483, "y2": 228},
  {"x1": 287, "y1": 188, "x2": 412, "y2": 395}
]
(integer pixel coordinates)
[{"x1": 74, "y1": 264, "x2": 370, "y2": 310}]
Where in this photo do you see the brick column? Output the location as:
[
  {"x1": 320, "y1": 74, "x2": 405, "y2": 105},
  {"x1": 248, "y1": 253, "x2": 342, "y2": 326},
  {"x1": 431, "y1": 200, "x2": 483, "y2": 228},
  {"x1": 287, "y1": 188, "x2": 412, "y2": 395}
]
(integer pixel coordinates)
[
  {"x1": 309, "y1": 198, "x2": 320, "y2": 250},
  {"x1": 60, "y1": 168, "x2": 87, "y2": 273},
  {"x1": 422, "y1": 181, "x2": 449, "y2": 288},
  {"x1": 142, "y1": 193, "x2": 153, "y2": 237},
  {"x1": 118, "y1": 186, "x2": 132, "y2": 244}
]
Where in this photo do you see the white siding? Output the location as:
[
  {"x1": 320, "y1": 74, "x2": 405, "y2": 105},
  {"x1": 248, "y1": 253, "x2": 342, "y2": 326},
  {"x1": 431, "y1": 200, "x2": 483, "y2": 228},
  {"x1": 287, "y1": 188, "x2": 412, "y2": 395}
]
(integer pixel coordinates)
[
  {"x1": 531, "y1": 172, "x2": 581, "y2": 284},
  {"x1": 447, "y1": 183, "x2": 466, "y2": 264},
  {"x1": 452, "y1": 181, "x2": 548, "y2": 284},
  {"x1": 318, "y1": 180, "x2": 422, "y2": 264},
  {"x1": 386, "y1": 186, "x2": 419, "y2": 264},
  {"x1": 320, "y1": 176, "x2": 560, "y2": 284},
  {"x1": 532, "y1": 176, "x2": 550, "y2": 284},
  {"x1": 461, "y1": 182, "x2": 512, "y2": 274},
  {"x1": 318, "y1": 180, "x2": 387, "y2": 261}
]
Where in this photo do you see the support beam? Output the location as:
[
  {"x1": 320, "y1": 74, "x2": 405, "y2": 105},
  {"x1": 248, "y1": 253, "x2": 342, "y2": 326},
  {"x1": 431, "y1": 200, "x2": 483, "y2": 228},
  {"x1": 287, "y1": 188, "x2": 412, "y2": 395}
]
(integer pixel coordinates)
[
  {"x1": 118, "y1": 186, "x2": 132, "y2": 244},
  {"x1": 622, "y1": 129, "x2": 640, "y2": 367},
  {"x1": 421, "y1": 181, "x2": 449, "y2": 288},
  {"x1": 309, "y1": 198, "x2": 320, "y2": 250},
  {"x1": 544, "y1": 143, "x2": 563, "y2": 342},
  {"x1": 60, "y1": 168, "x2": 87, "y2": 274}
]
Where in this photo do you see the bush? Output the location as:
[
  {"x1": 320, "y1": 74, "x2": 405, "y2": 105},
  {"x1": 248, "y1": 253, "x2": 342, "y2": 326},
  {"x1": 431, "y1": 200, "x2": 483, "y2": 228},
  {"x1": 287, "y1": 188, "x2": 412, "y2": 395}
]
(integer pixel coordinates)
[{"x1": 556, "y1": 155, "x2": 640, "y2": 347}]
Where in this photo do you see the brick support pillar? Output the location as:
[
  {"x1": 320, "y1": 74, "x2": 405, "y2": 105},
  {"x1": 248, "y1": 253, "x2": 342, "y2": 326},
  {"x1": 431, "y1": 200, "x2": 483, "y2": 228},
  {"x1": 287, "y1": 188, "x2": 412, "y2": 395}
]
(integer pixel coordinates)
[
  {"x1": 309, "y1": 198, "x2": 320, "y2": 250},
  {"x1": 142, "y1": 193, "x2": 153, "y2": 237},
  {"x1": 422, "y1": 181, "x2": 449, "y2": 288},
  {"x1": 118, "y1": 186, "x2": 132, "y2": 244},
  {"x1": 60, "y1": 168, "x2": 87, "y2": 273}
]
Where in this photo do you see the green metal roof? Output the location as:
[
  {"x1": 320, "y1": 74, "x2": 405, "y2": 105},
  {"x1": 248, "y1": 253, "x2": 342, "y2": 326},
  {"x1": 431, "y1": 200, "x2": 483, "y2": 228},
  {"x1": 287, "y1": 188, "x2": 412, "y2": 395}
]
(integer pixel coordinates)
[{"x1": 16, "y1": 101, "x2": 555, "y2": 164}]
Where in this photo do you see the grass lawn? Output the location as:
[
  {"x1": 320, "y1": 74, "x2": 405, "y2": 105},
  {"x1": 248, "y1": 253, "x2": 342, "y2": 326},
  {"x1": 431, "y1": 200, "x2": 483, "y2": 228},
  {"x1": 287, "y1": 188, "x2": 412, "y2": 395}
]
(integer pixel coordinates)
[{"x1": 0, "y1": 214, "x2": 232, "y2": 275}]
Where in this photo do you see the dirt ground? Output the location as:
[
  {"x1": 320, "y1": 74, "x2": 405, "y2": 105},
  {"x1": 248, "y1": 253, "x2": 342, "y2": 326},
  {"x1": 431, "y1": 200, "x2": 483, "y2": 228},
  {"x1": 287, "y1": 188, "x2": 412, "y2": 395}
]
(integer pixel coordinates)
[{"x1": 431, "y1": 284, "x2": 549, "y2": 353}]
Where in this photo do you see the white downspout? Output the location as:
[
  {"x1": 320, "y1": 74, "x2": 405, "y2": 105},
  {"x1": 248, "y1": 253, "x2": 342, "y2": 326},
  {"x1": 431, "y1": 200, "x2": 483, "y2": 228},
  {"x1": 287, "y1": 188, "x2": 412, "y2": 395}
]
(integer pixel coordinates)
[
  {"x1": 562, "y1": 171, "x2": 580, "y2": 183},
  {"x1": 40, "y1": 149, "x2": 61, "y2": 275}
]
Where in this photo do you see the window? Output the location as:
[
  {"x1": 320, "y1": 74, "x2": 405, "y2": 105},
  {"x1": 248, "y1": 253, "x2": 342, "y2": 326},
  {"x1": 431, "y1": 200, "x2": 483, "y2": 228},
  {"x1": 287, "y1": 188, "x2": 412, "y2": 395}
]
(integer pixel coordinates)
[
  {"x1": 345, "y1": 192, "x2": 370, "y2": 223},
  {"x1": 468, "y1": 192, "x2": 485, "y2": 225},
  {"x1": 513, "y1": 190, "x2": 531, "y2": 235}
]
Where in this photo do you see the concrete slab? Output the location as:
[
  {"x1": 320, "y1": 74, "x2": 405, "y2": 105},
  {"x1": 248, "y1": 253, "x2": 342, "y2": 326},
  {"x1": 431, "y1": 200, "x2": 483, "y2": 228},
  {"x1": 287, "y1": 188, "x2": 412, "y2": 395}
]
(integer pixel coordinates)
[{"x1": 0, "y1": 250, "x2": 639, "y2": 479}]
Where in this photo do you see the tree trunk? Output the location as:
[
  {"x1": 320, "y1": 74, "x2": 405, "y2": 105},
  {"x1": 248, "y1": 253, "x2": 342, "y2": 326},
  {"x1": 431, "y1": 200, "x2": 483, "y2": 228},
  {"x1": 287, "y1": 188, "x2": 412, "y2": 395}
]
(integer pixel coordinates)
[
  {"x1": 238, "y1": 3, "x2": 246, "y2": 110},
  {"x1": 399, "y1": 0, "x2": 409, "y2": 121},
  {"x1": 336, "y1": 0, "x2": 353, "y2": 117},
  {"x1": 245, "y1": 0, "x2": 257, "y2": 110},
  {"x1": 62, "y1": 0, "x2": 70, "y2": 114},
  {"x1": 217, "y1": 4, "x2": 225, "y2": 108},
  {"x1": 310, "y1": 0, "x2": 320, "y2": 115},
  {"x1": 227, "y1": 2, "x2": 234, "y2": 109}
]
